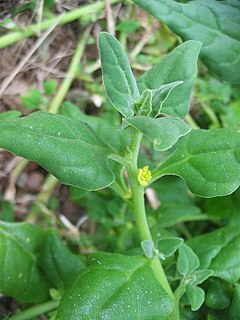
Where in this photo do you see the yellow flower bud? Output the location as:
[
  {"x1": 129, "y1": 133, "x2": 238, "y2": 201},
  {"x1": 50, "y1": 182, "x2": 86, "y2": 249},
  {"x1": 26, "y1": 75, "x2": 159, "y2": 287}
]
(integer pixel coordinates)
[{"x1": 137, "y1": 166, "x2": 152, "y2": 187}]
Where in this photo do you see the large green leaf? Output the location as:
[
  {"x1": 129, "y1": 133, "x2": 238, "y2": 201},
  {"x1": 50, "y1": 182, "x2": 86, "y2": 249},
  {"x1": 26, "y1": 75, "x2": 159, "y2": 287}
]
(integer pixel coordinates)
[
  {"x1": 0, "y1": 222, "x2": 85, "y2": 303},
  {"x1": 188, "y1": 226, "x2": 240, "y2": 283},
  {"x1": 39, "y1": 229, "x2": 85, "y2": 292},
  {"x1": 152, "y1": 128, "x2": 240, "y2": 197},
  {"x1": 124, "y1": 116, "x2": 191, "y2": 151},
  {"x1": 134, "y1": 0, "x2": 240, "y2": 83},
  {"x1": 56, "y1": 253, "x2": 173, "y2": 320},
  {"x1": 137, "y1": 41, "x2": 201, "y2": 118},
  {"x1": 0, "y1": 222, "x2": 49, "y2": 303},
  {"x1": 0, "y1": 112, "x2": 115, "y2": 191},
  {"x1": 99, "y1": 32, "x2": 139, "y2": 117}
]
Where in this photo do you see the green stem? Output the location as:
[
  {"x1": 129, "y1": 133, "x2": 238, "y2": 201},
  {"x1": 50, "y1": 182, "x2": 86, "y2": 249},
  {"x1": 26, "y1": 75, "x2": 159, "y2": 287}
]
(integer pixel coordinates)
[
  {"x1": 9, "y1": 300, "x2": 59, "y2": 320},
  {"x1": 125, "y1": 128, "x2": 179, "y2": 319},
  {"x1": 0, "y1": 0, "x2": 121, "y2": 49},
  {"x1": 48, "y1": 26, "x2": 91, "y2": 114}
]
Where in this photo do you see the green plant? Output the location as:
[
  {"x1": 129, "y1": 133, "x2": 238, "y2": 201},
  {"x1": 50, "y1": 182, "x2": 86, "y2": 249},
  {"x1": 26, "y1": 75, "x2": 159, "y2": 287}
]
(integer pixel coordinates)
[{"x1": 1, "y1": 22, "x2": 240, "y2": 320}]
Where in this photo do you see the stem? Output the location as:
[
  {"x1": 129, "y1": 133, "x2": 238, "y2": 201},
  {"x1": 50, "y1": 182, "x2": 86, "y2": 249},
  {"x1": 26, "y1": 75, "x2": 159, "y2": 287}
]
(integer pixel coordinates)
[
  {"x1": 48, "y1": 26, "x2": 91, "y2": 114},
  {"x1": 125, "y1": 128, "x2": 179, "y2": 319},
  {"x1": 9, "y1": 300, "x2": 59, "y2": 320},
  {"x1": 0, "y1": 0, "x2": 121, "y2": 49}
]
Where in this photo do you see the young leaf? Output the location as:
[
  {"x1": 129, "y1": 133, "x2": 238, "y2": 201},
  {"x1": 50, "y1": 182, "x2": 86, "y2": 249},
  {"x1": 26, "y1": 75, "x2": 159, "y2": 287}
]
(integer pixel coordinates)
[
  {"x1": 133, "y1": 0, "x2": 240, "y2": 83},
  {"x1": 177, "y1": 244, "x2": 200, "y2": 276},
  {"x1": 56, "y1": 253, "x2": 173, "y2": 320},
  {"x1": 134, "y1": 89, "x2": 153, "y2": 116},
  {"x1": 0, "y1": 110, "x2": 21, "y2": 121},
  {"x1": 157, "y1": 237, "x2": 183, "y2": 257},
  {"x1": 0, "y1": 222, "x2": 50, "y2": 303},
  {"x1": 186, "y1": 284, "x2": 205, "y2": 311},
  {"x1": 0, "y1": 112, "x2": 115, "y2": 191},
  {"x1": 99, "y1": 32, "x2": 139, "y2": 117},
  {"x1": 190, "y1": 269, "x2": 213, "y2": 286},
  {"x1": 151, "y1": 81, "x2": 183, "y2": 118},
  {"x1": 124, "y1": 116, "x2": 191, "y2": 151},
  {"x1": 188, "y1": 226, "x2": 240, "y2": 283},
  {"x1": 137, "y1": 41, "x2": 201, "y2": 118},
  {"x1": 141, "y1": 239, "x2": 154, "y2": 258},
  {"x1": 152, "y1": 128, "x2": 240, "y2": 197}
]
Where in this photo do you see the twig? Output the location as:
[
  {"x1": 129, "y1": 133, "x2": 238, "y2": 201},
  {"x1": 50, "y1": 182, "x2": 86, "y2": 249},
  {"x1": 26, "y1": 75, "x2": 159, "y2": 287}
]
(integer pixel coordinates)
[{"x1": 104, "y1": 0, "x2": 115, "y2": 36}]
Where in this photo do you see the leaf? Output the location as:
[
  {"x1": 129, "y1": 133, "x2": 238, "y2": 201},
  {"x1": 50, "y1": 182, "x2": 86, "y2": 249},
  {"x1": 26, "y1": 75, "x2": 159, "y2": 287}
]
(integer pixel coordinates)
[
  {"x1": 177, "y1": 244, "x2": 200, "y2": 276},
  {"x1": 186, "y1": 285, "x2": 205, "y2": 311},
  {"x1": 229, "y1": 283, "x2": 240, "y2": 319},
  {"x1": 157, "y1": 237, "x2": 183, "y2": 257},
  {"x1": 39, "y1": 229, "x2": 85, "y2": 292},
  {"x1": 151, "y1": 81, "x2": 183, "y2": 118},
  {"x1": 0, "y1": 112, "x2": 115, "y2": 191},
  {"x1": 152, "y1": 128, "x2": 240, "y2": 197},
  {"x1": 190, "y1": 269, "x2": 213, "y2": 286},
  {"x1": 99, "y1": 32, "x2": 139, "y2": 117},
  {"x1": 141, "y1": 239, "x2": 154, "y2": 258},
  {"x1": 0, "y1": 110, "x2": 21, "y2": 121},
  {"x1": 56, "y1": 253, "x2": 173, "y2": 320},
  {"x1": 137, "y1": 41, "x2": 201, "y2": 118},
  {"x1": 124, "y1": 116, "x2": 191, "y2": 151},
  {"x1": 133, "y1": 0, "x2": 240, "y2": 83},
  {"x1": 188, "y1": 226, "x2": 240, "y2": 283},
  {"x1": 20, "y1": 88, "x2": 42, "y2": 110},
  {"x1": 0, "y1": 222, "x2": 49, "y2": 303},
  {"x1": 134, "y1": 89, "x2": 153, "y2": 116},
  {"x1": 43, "y1": 80, "x2": 57, "y2": 96},
  {"x1": 61, "y1": 102, "x2": 124, "y2": 152}
]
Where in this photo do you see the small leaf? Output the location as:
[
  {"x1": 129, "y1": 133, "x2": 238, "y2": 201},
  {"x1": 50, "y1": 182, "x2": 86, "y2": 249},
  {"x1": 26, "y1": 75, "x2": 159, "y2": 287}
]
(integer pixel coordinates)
[
  {"x1": 124, "y1": 116, "x2": 191, "y2": 151},
  {"x1": 43, "y1": 80, "x2": 57, "y2": 96},
  {"x1": 20, "y1": 88, "x2": 42, "y2": 110},
  {"x1": 190, "y1": 269, "x2": 213, "y2": 286},
  {"x1": 186, "y1": 284, "x2": 205, "y2": 311},
  {"x1": 177, "y1": 244, "x2": 200, "y2": 276},
  {"x1": 134, "y1": 89, "x2": 152, "y2": 116},
  {"x1": 151, "y1": 81, "x2": 183, "y2": 117},
  {"x1": 152, "y1": 128, "x2": 240, "y2": 197},
  {"x1": 56, "y1": 253, "x2": 173, "y2": 319},
  {"x1": 0, "y1": 110, "x2": 21, "y2": 121},
  {"x1": 134, "y1": 0, "x2": 240, "y2": 83},
  {"x1": 141, "y1": 240, "x2": 154, "y2": 258},
  {"x1": 188, "y1": 226, "x2": 240, "y2": 283},
  {"x1": 137, "y1": 41, "x2": 201, "y2": 118},
  {"x1": 157, "y1": 237, "x2": 183, "y2": 258},
  {"x1": 99, "y1": 32, "x2": 139, "y2": 117},
  {"x1": 0, "y1": 112, "x2": 115, "y2": 191}
]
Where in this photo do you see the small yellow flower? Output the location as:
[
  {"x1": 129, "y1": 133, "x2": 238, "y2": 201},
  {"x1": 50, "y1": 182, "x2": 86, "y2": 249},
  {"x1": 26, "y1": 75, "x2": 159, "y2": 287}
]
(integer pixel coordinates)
[{"x1": 138, "y1": 166, "x2": 152, "y2": 187}]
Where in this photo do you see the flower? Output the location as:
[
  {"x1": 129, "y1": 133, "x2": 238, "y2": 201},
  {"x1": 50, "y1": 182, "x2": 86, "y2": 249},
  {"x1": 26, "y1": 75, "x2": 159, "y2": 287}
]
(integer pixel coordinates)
[{"x1": 137, "y1": 165, "x2": 152, "y2": 187}]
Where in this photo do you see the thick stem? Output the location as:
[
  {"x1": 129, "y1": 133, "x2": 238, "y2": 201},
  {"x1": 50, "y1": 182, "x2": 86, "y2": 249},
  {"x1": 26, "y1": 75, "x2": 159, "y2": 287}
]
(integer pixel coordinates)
[
  {"x1": 8, "y1": 300, "x2": 59, "y2": 320},
  {"x1": 125, "y1": 128, "x2": 179, "y2": 319}
]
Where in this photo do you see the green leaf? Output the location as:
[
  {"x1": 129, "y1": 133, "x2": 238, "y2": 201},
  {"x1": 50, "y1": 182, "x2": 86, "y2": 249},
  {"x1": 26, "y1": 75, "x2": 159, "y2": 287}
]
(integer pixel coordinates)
[
  {"x1": 229, "y1": 283, "x2": 240, "y2": 319},
  {"x1": 43, "y1": 80, "x2": 57, "y2": 96},
  {"x1": 56, "y1": 253, "x2": 173, "y2": 320},
  {"x1": 133, "y1": 0, "x2": 240, "y2": 83},
  {"x1": 157, "y1": 237, "x2": 183, "y2": 257},
  {"x1": 99, "y1": 32, "x2": 139, "y2": 117},
  {"x1": 0, "y1": 110, "x2": 21, "y2": 121},
  {"x1": 0, "y1": 112, "x2": 115, "y2": 191},
  {"x1": 61, "y1": 102, "x2": 124, "y2": 152},
  {"x1": 186, "y1": 284, "x2": 205, "y2": 311},
  {"x1": 205, "y1": 279, "x2": 231, "y2": 310},
  {"x1": 39, "y1": 229, "x2": 85, "y2": 292},
  {"x1": 0, "y1": 222, "x2": 49, "y2": 303},
  {"x1": 137, "y1": 41, "x2": 201, "y2": 118},
  {"x1": 190, "y1": 269, "x2": 213, "y2": 286},
  {"x1": 115, "y1": 20, "x2": 141, "y2": 34},
  {"x1": 177, "y1": 244, "x2": 200, "y2": 276},
  {"x1": 20, "y1": 88, "x2": 42, "y2": 110},
  {"x1": 151, "y1": 81, "x2": 183, "y2": 118},
  {"x1": 188, "y1": 226, "x2": 240, "y2": 283},
  {"x1": 141, "y1": 239, "x2": 154, "y2": 258},
  {"x1": 124, "y1": 116, "x2": 191, "y2": 151},
  {"x1": 152, "y1": 128, "x2": 240, "y2": 197},
  {"x1": 134, "y1": 89, "x2": 153, "y2": 116}
]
